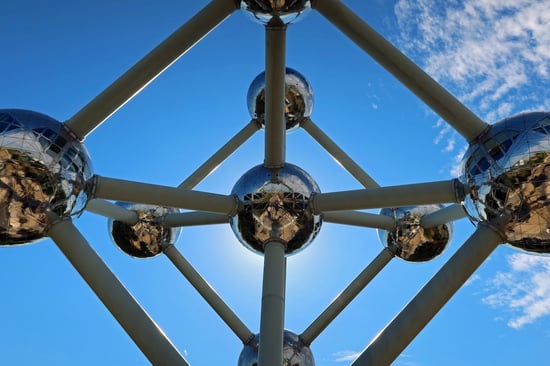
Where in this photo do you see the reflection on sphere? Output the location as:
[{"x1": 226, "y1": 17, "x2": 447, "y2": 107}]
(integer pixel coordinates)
[
  {"x1": 238, "y1": 330, "x2": 315, "y2": 366},
  {"x1": 0, "y1": 109, "x2": 93, "y2": 245},
  {"x1": 230, "y1": 163, "x2": 321, "y2": 255},
  {"x1": 240, "y1": 0, "x2": 311, "y2": 25},
  {"x1": 108, "y1": 202, "x2": 181, "y2": 258},
  {"x1": 247, "y1": 67, "x2": 314, "y2": 132},
  {"x1": 378, "y1": 205, "x2": 453, "y2": 262},
  {"x1": 460, "y1": 111, "x2": 550, "y2": 254}
]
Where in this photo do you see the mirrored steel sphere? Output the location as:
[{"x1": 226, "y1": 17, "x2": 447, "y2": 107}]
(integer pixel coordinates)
[
  {"x1": 247, "y1": 67, "x2": 314, "y2": 132},
  {"x1": 240, "y1": 0, "x2": 311, "y2": 25},
  {"x1": 230, "y1": 163, "x2": 321, "y2": 255},
  {"x1": 0, "y1": 109, "x2": 93, "y2": 245},
  {"x1": 238, "y1": 330, "x2": 315, "y2": 366},
  {"x1": 108, "y1": 202, "x2": 181, "y2": 258},
  {"x1": 460, "y1": 111, "x2": 550, "y2": 254},
  {"x1": 378, "y1": 205, "x2": 453, "y2": 262}
]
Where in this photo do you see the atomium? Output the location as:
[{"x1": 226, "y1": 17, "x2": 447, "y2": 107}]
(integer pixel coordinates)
[
  {"x1": 247, "y1": 67, "x2": 314, "y2": 132},
  {"x1": 240, "y1": 0, "x2": 311, "y2": 25},
  {"x1": 108, "y1": 202, "x2": 181, "y2": 258},
  {"x1": 0, "y1": 109, "x2": 93, "y2": 245},
  {"x1": 378, "y1": 205, "x2": 453, "y2": 262},
  {"x1": 460, "y1": 111, "x2": 550, "y2": 254},
  {"x1": 238, "y1": 330, "x2": 315, "y2": 366},
  {"x1": 230, "y1": 163, "x2": 321, "y2": 255}
]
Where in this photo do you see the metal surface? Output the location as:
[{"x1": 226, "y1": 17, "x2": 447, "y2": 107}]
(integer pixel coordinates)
[
  {"x1": 46, "y1": 214, "x2": 189, "y2": 366},
  {"x1": 0, "y1": 109, "x2": 93, "y2": 245},
  {"x1": 461, "y1": 111, "x2": 550, "y2": 253},
  {"x1": 378, "y1": 205, "x2": 453, "y2": 262},
  {"x1": 241, "y1": 0, "x2": 311, "y2": 25},
  {"x1": 230, "y1": 163, "x2": 322, "y2": 255},
  {"x1": 239, "y1": 330, "x2": 314, "y2": 365}
]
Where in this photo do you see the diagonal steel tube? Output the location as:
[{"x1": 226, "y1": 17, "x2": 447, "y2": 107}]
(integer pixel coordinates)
[
  {"x1": 301, "y1": 117, "x2": 379, "y2": 188},
  {"x1": 46, "y1": 214, "x2": 189, "y2": 366},
  {"x1": 420, "y1": 203, "x2": 467, "y2": 228},
  {"x1": 300, "y1": 247, "x2": 394, "y2": 345},
  {"x1": 351, "y1": 223, "x2": 504, "y2": 366},
  {"x1": 65, "y1": 0, "x2": 239, "y2": 140},
  {"x1": 312, "y1": 180, "x2": 460, "y2": 213},
  {"x1": 162, "y1": 244, "x2": 254, "y2": 344},
  {"x1": 258, "y1": 240, "x2": 287, "y2": 365},
  {"x1": 264, "y1": 26, "x2": 287, "y2": 168},
  {"x1": 93, "y1": 176, "x2": 239, "y2": 215},
  {"x1": 323, "y1": 211, "x2": 394, "y2": 230},
  {"x1": 179, "y1": 119, "x2": 261, "y2": 189},
  {"x1": 312, "y1": 0, "x2": 488, "y2": 142},
  {"x1": 85, "y1": 198, "x2": 139, "y2": 224}
]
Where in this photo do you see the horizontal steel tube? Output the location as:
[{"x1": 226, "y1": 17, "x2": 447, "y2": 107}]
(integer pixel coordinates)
[
  {"x1": 312, "y1": 180, "x2": 460, "y2": 213},
  {"x1": 161, "y1": 211, "x2": 229, "y2": 227},
  {"x1": 85, "y1": 199, "x2": 139, "y2": 224},
  {"x1": 93, "y1": 176, "x2": 238, "y2": 215},
  {"x1": 323, "y1": 211, "x2": 394, "y2": 230}
]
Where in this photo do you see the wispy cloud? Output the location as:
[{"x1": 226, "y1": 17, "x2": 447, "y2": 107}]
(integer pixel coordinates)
[
  {"x1": 393, "y1": 0, "x2": 550, "y2": 175},
  {"x1": 482, "y1": 253, "x2": 550, "y2": 329},
  {"x1": 333, "y1": 350, "x2": 361, "y2": 362}
]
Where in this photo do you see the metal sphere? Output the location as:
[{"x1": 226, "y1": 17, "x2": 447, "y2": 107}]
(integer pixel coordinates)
[
  {"x1": 0, "y1": 109, "x2": 93, "y2": 245},
  {"x1": 378, "y1": 205, "x2": 453, "y2": 262},
  {"x1": 460, "y1": 111, "x2": 550, "y2": 254},
  {"x1": 230, "y1": 163, "x2": 321, "y2": 255},
  {"x1": 238, "y1": 330, "x2": 315, "y2": 366},
  {"x1": 108, "y1": 202, "x2": 181, "y2": 258},
  {"x1": 240, "y1": 0, "x2": 311, "y2": 25},
  {"x1": 247, "y1": 67, "x2": 314, "y2": 132}
]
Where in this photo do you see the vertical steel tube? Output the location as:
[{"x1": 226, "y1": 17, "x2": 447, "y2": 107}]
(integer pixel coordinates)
[
  {"x1": 300, "y1": 247, "x2": 394, "y2": 345},
  {"x1": 65, "y1": 0, "x2": 239, "y2": 140},
  {"x1": 351, "y1": 223, "x2": 504, "y2": 366},
  {"x1": 46, "y1": 215, "x2": 189, "y2": 366},
  {"x1": 264, "y1": 26, "x2": 287, "y2": 168},
  {"x1": 162, "y1": 244, "x2": 254, "y2": 343},
  {"x1": 258, "y1": 241, "x2": 287, "y2": 365},
  {"x1": 301, "y1": 118, "x2": 379, "y2": 188},
  {"x1": 313, "y1": 0, "x2": 488, "y2": 142}
]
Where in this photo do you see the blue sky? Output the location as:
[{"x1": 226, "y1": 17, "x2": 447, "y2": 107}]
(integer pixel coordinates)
[{"x1": 0, "y1": 0, "x2": 549, "y2": 365}]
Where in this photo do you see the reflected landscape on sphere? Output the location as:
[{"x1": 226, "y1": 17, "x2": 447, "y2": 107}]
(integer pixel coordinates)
[
  {"x1": 240, "y1": 0, "x2": 311, "y2": 25},
  {"x1": 230, "y1": 163, "x2": 321, "y2": 255},
  {"x1": 238, "y1": 330, "x2": 315, "y2": 366},
  {"x1": 0, "y1": 109, "x2": 93, "y2": 245},
  {"x1": 247, "y1": 67, "x2": 314, "y2": 132},
  {"x1": 378, "y1": 205, "x2": 453, "y2": 262},
  {"x1": 461, "y1": 111, "x2": 550, "y2": 253},
  {"x1": 109, "y1": 202, "x2": 181, "y2": 258}
]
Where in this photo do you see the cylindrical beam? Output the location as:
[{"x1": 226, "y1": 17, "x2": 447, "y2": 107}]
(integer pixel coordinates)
[
  {"x1": 258, "y1": 241, "x2": 287, "y2": 365},
  {"x1": 46, "y1": 215, "x2": 189, "y2": 366},
  {"x1": 162, "y1": 244, "x2": 254, "y2": 344},
  {"x1": 179, "y1": 119, "x2": 261, "y2": 189},
  {"x1": 160, "y1": 211, "x2": 229, "y2": 228},
  {"x1": 301, "y1": 247, "x2": 394, "y2": 345},
  {"x1": 351, "y1": 223, "x2": 504, "y2": 366},
  {"x1": 323, "y1": 211, "x2": 395, "y2": 230},
  {"x1": 312, "y1": 180, "x2": 460, "y2": 213},
  {"x1": 301, "y1": 118, "x2": 379, "y2": 188},
  {"x1": 263, "y1": 26, "x2": 287, "y2": 168},
  {"x1": 313, "y1": 0, "x2": 488, "y2": 142},
  {"x1": 93, "y1": 176, "x2": 239, "y2": 215},
  {"x1": 85, "y1": 199, "x2": 139, "y2": 224},
  {"x1": 420, "y1": 203, "x2": 467, "y2": 228},
  {"x1": 65, "y1": 0, "x2": 239, "y2": 140}
]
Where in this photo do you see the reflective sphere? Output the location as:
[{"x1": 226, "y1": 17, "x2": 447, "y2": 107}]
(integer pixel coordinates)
[
  {"x1": 238, "y1": 330, "x2": 315, "y2": 366},
  {"x1": 247, "y1": 68, "x2": 314, "y2": 132},
  {"x1": 240, "y1": 0, "x2": 311, "y2": 25},
  {"x1": 378, "y1": 205, "x2": 453, "y2": 262},
  {"x1": 230, "y1": 163, "x2": 321, "y2": 255},
  {"x1": 0, "y1": 109, "x2": 93, "y2": 245},
  {"x1": 460, "y1": 111, "x2": 550, "y2": 253},
  {"x1": 108, "y1": 202, "x2": 181, "y2": 258}
]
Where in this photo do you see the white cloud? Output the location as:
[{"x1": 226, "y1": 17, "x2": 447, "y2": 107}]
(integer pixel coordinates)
[
  {"x1": 394, "y1": 0, "x2": 550, "y2": 175},
  {"x1": 482, "y1": 253, "x2": 550, "y2": 329},
  {"x1": 333, "y1": 350, "x2": 361, "y2": 362}
]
